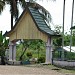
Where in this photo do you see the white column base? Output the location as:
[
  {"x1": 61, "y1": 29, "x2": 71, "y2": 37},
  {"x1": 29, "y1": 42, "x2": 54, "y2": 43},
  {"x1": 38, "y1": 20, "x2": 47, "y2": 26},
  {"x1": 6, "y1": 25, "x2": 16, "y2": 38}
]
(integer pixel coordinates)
[
  {"x1": 9, "y1": 42, "x2": 13, "y2": 61},
  {"x1": 13, "y1": 44, "x2": 16, "y2": 61},
  {"x1": 8, "y1": 42, "x2": 16, "y2": 62},
  {"x1": 45, "y1": 37, "x2": 53, "y2": 64}
]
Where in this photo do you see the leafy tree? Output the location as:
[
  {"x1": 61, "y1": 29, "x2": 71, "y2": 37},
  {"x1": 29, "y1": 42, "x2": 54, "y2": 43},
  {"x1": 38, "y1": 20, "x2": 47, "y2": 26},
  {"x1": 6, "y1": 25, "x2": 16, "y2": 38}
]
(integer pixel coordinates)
[
  {"x1": 54, "y1": 25, "x2": 62, "y2": 34},
  {"x1": 64, "y1": 33, "x2": 70, "y2": 46},
  {"x1": 64, "y1": 30, "x2": 75, "y2": 46},
  {"x1": 26, "y1": 52, "x2": 32, "y2": 59},
  {"x1": 17, "y1": 39, "x2": 45, "y2": 61},
  {"x1": 53, "y1": 25, "x2": 62, "y2": 46},
  {"x1": 29, "y1": 40, "x2": 45, "y2": 62},
  {"x1": 19, "y1": 39, "x2": 31, "y2": 61},
  {"x1": 72, "y1": 29, "x2": 75, "y2": 46},
  {"x1": 53, "y1": 37, "x2": 62, "y2": 46}
]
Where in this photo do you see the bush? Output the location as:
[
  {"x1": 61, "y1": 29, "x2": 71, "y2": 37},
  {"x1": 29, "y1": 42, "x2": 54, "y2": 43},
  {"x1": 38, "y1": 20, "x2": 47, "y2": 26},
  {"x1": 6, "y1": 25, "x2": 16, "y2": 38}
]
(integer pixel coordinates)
[
  {"x1": 38, "y1": 56, "x2": 45, "y2": 63},
  {"x1": 26, "y1": 52, "x2": 32, "y2": 58}
]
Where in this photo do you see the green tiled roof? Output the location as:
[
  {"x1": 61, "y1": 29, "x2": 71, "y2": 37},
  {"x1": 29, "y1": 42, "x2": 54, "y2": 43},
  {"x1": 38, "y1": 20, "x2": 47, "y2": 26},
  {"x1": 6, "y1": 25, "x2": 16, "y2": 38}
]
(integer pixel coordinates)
[
  {"x1": 29, "y1": 7, "x2": 57, "y2": 36},
  {"x1": 4, "y1": 6, "x2": 60, "y2": 37}
]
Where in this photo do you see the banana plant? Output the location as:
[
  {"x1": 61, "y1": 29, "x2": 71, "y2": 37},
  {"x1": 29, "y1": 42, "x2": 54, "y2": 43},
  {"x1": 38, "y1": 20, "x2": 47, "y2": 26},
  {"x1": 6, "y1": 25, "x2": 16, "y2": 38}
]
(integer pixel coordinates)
[{"x1": 0, "y1": 31, "x2": 9, "y2": 56}]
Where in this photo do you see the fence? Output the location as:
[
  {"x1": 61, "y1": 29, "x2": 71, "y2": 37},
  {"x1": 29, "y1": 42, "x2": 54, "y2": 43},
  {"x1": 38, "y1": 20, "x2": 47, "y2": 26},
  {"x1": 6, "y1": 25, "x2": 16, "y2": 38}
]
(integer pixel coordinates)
[
  {"x1": 53, "y1": 46, "x2": 75, "y2": 60},
  {"x1": 53, "y1": 46, "x2": 75, "y2": 68}
]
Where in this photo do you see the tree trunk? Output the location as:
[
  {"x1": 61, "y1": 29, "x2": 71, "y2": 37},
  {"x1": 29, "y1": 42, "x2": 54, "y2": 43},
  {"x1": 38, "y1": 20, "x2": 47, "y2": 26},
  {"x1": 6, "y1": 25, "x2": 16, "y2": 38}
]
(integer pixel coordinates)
[
  {"x1": 19, "y1": 47, "x2": 27, "y2": 61},
  {"x1": 11, "y1": 0, "x2": 13, "y2": 29}
]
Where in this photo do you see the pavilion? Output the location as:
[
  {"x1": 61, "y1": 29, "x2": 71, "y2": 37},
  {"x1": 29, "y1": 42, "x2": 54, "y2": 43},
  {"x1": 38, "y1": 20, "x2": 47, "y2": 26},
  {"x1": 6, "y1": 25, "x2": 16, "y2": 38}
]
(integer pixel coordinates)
[{"x1": 5, "y1": 2, "x2": 60, "y2": 64}]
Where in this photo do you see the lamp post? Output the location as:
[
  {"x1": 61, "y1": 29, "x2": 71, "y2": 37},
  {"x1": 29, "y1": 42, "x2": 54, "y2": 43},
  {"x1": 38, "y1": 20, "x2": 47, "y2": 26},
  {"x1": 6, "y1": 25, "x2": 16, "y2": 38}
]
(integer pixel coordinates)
[
  {"x1": 62, "y1": 0, "x2": 66, "y2": 60},
  {"x1": 70, "y1": 0, "x2": 74, "y2": 52}
]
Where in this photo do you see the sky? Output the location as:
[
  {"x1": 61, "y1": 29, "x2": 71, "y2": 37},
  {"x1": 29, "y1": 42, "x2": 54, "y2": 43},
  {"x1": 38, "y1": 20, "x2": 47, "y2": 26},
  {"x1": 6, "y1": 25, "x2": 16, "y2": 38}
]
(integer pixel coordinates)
[{"x1": 0, "y1": 0, "x2": 75, "y2": 34}]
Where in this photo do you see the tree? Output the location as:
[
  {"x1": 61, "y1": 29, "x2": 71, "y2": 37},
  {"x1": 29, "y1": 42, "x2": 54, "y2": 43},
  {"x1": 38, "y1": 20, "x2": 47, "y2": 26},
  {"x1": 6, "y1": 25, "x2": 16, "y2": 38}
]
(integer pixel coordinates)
[
  {"x1": 0, "y1": 0, "x2": 5, "y2": 14},
  {"x1": 53, "y1": 25, "x2": 62, "y2": 46},
  {"x1": 0, "y1": 31, "x2": 9, "y2": 65},
  {"x1": 19, "y1": 39, "x2": 31, "y2": 61},
  {"x1": 4, "y1": 0, "x2": 55, "y2": 29},
  {"x1": 54, "y1": 25, "x2": 62, "y2": 34},
  {"x1": 17, "y1": 39, "x2": 45, "y2": 61},
  {"x1": 64, "y1": 33, "x2": 70, "y2": 46},
  {"x1": 0, "y1": 31, "x2": 9, "y2": 56},
  {"x1": 4, "y1": 0, "x2": 26, "y2": 29}
]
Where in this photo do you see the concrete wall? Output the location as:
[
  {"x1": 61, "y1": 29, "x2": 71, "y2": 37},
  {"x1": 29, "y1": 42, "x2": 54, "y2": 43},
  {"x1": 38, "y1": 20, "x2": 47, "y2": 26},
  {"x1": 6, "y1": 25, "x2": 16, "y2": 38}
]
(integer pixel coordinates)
[{"x1": 53, "y1": 60, "x2": 75, "y2": 67}]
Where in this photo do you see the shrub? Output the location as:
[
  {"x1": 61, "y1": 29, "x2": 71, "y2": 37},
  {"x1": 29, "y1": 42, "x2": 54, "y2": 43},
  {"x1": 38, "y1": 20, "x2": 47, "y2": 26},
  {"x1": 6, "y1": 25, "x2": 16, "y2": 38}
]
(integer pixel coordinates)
[
  {"x1": 38, "y1": 56, "x2": 45, "y2": 63},
  {"x1": 26, "y1": 52, "x2": 32, "y2": 58}
]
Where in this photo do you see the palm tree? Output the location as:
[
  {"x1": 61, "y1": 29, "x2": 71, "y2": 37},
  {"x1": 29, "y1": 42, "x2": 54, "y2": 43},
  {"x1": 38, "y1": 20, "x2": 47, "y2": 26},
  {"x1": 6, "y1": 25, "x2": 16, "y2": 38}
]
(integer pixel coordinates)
[
  {"x1": 4, "y1": 0, "x2": 55, "y2": 29},
  {"x1": 4, "y1": 0, "x2": 26, "y2": 29},
  {"x1": 0, "y1": 0, "x2": 5, "y2": 14}
]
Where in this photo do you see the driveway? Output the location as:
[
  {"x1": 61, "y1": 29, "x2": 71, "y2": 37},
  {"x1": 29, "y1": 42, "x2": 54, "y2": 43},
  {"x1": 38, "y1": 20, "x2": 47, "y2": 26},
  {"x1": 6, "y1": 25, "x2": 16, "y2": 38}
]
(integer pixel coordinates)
[{"x1": 0, "y1": 65, "x2": 74, "y2": 75}]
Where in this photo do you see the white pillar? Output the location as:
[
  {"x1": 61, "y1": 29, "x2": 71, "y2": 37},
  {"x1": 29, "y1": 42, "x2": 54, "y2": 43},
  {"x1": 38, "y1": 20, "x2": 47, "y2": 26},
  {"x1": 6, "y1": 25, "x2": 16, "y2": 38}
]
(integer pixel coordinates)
[
  {"x1": 9, "y1": 42, "x2": 13, "y2": 61},
  {"x1": 9, "y1": 42, "x2": 16, "y2": 61},
  {"x1": 50, "y1": 37, "x2": 53, "y2": 64},
  {"x1": 13, "y1": 44, "x2": 16, "y2": 61},
  {"x1": 46, "y1": 37, "x2": 53, "y2": 64}
]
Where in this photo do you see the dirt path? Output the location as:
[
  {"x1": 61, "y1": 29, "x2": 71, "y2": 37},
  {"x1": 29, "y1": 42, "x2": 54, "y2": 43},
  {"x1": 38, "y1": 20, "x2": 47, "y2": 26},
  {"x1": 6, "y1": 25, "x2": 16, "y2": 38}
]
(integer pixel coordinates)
[{"x1": 0, "y1": 65, "x2": 74, "y2": 75}]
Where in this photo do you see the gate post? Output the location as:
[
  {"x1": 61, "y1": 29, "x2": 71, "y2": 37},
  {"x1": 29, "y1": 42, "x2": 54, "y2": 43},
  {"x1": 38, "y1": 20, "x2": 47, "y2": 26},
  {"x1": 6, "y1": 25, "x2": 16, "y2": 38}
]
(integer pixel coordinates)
[
  {"x1": 9, "y1": 42, "x2": 13, "y2": 61},
  {"x1": 13, "y1": 44, "x2": 16, "y2": 61},
  {"x1": 9, "y1": 42, "x2": 16, "y2": 61},
  {"x1": 45, "y1": 37, "x2": 53, "y2": 64}
]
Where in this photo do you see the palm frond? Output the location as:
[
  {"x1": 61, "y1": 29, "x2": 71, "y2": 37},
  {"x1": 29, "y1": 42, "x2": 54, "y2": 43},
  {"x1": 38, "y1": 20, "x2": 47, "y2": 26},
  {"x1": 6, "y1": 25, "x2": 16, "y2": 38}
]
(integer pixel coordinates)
[
  {"x1": 0, "y1": 0, "x2": 5, "y2": 14},
  {"x1": 28, "y1": 2, "x2": 52, "y2": 24},
  {"x1": 19, "y1": 0, "x2": 26, "y2": 9}
]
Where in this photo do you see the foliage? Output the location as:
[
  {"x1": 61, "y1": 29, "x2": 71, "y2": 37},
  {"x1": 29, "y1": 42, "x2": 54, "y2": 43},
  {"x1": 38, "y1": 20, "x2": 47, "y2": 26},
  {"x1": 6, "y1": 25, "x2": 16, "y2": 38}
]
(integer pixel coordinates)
[
  {"x1": 53, "y1": 25, "x2": 62, "y2": 46},
  {"x1": 64, "y1": 30, "x2": 75, "y2": 46},
  {"x1": 26, "y1": 52, "x2": 32, "y2": 58},
  {"x1": 53, "y1": 48, "x2": 75, "y2": 60},
  {"x1": 0, "y1": 31, "x2": 9, "y2": 56},
  {"x1": 0, "y1": 0, "x2": 5, "y2": 14},
  {"x1": 3, "y1": 0, "x2": 54, "y2": 29},
  {"x1": 53, "y1": 37, "x2": 62, "y2": 46},
  {"x1": 53, "y1": 25, "x2": 75, "y2": 46},
  {"x1": 54, "y1": 25, "x2": 62, "y2": 34},
  {"x1": 38, "y1": 56, "x2": 45, "y2": 63},
  {"x1": 16, "y1": 39, "x2": 45, "y2": 61},
  {"x1": 64, "y1": 33, "x2": 70, "y2": 46},
  {"x1": 4, "y1": 0, "x2": 26, "y2": 20}
]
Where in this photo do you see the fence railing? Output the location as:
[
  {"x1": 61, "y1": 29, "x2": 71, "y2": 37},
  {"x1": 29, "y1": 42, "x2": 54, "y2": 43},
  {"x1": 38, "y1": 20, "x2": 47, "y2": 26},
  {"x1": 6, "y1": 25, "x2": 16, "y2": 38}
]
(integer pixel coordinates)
[{"x1": 53, "y1": 46, "x2": 75, "y2": 60}]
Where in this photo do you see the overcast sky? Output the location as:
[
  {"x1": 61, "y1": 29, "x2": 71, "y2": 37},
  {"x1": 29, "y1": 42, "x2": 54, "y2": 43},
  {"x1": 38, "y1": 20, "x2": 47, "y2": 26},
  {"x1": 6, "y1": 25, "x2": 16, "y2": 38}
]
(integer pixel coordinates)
[{"x1": 0, "y1": 0, "x2": 75, "y2": 34}]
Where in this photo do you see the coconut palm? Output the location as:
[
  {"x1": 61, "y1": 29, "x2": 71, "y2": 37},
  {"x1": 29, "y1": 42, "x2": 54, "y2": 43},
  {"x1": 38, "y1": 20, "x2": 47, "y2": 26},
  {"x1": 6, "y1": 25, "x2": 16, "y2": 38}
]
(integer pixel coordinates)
[
  {"x1": 4, "y1": 0, "x2": 26, "y2": 29},
  {"x1": 0, "y1": 0, "x2": 5, "y2": 14},
  {"x1": 4, "y1": 0, "x2": 55, "y2": 29}
]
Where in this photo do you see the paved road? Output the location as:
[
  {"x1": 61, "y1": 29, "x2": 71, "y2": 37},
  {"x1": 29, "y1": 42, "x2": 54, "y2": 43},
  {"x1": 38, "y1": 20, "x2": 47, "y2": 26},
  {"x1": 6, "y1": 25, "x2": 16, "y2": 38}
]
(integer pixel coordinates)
[{"x1": 0, "y1": 65, "x2": 74, "y2": 75}]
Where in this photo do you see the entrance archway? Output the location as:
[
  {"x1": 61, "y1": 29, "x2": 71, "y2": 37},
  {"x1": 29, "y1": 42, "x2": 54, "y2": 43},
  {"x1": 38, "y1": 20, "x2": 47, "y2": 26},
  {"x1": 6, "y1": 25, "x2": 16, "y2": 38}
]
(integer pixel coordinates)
[{"x1": 5, "y1": 2, "x2": 60, "y2": 64}]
